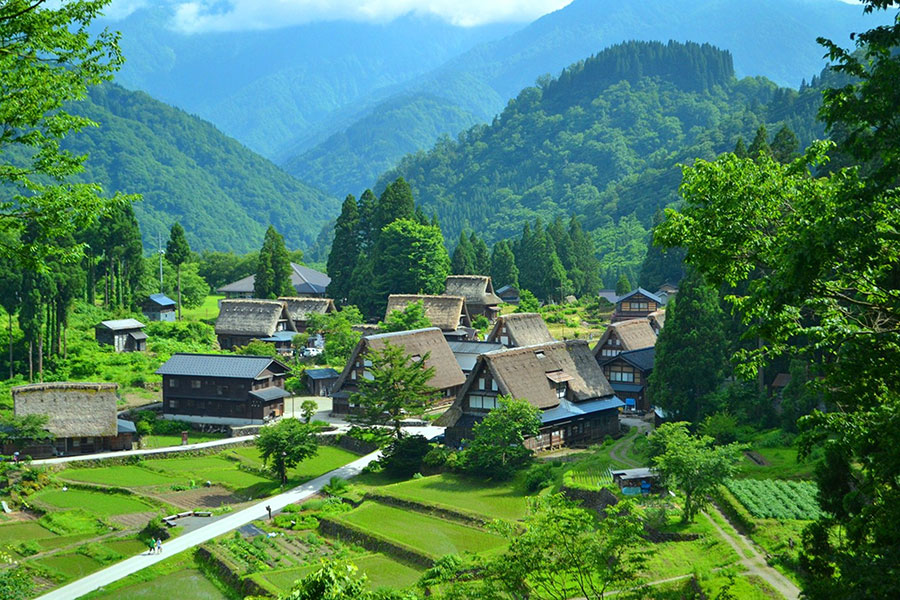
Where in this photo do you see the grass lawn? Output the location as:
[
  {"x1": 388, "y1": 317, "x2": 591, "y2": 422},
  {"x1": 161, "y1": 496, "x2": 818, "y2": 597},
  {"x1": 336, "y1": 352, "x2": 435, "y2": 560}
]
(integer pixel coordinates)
[
  {"x1": 288, "y1": 446, "x2": 361, "y2": 482},
  {"x1": 104, "y1": 538, "x2": 150, "y2": 556},
  {"x1": 737, "y1": 446, "x2": 817, "y2": 480},
  {"x1": 0, "y1": 521, "x2": 55, "y2": 543},
  {"x1": 85, "y1": 567, "x2": 226, "y2": 600},
  {"x1": 258, "y1": 553, "x2": 421, "y2": 593},
  {"x1": 336, "y1": 502, "x2": 506, "y2": 558},
  {"x1": 749, "y1": 519, "x2": 809, "y2": 585},
  {"x1": 60, "y1": 465, "x2": 185, "y2": 487},
  {"x1": 35, "y1": 553, "x2": 104, "y2": 580},
  {"x1": 642, "y1": 513, "x2": 740, "y2": 580},
  {"x1": 375, "y1": 473, "x2": 528, "y2": 520},
  {"x1": 182, "y1": 295, "x2": 224, "y2": 322},
  {"x1": 140, "y1": 432, "x2": 227, "y2": 448},
  {"x1": 34, "y1": 489, "x2": 155, "y2": 516}
]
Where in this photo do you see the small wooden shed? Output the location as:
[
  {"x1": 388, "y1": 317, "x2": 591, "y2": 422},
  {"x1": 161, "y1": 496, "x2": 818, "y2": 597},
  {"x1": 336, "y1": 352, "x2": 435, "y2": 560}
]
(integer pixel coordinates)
[{"x1": 95, "y1": 319, "x2": 147, "y2": 352}]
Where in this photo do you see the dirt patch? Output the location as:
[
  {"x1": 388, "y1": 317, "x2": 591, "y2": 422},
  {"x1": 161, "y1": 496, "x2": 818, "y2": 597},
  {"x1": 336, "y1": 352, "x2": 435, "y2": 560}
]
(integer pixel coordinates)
[
  {"x1": 110, "y1": 510, "x2": 159, "y2": 529},
  {"x1": 745, "y1": 451, "x2": 770, "y2": 466},
  {"x1": 157, "y1": 486, "x2": 242, "y2": 510}
]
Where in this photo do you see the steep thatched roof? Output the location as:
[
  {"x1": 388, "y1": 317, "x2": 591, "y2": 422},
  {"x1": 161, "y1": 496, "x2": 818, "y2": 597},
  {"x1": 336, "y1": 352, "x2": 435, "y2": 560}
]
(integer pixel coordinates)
[
  {"x1": 439, "y1": 341, "x2": 615, "y2": 426},
  {"x1": 334, "y1": 327, "x2": 465, "y2": 393},
  {"x1": 647, "y1": 310, "x2": 666, "y2": 331},
  {"x1": 444, "y1": 275, "x2": 501, "y2": 306},
  {"x1": 384, "y1": 295, "x2": 470, "y2": 331},
  {"x1": 13, "y1": 382, "x2": 118, "y2": 438},
  {"x1": 593, "y1": 319, "x2": 657, "y2": 356},
  {"x1": 486, "y1": 313, "x2": 554, "y2": 347},
  {"x1": 278, "y1": 297, "x2": 335, "y2": 323},
  {"x1": 215, "y1": 300, "x2": 296, "y2": 337}
]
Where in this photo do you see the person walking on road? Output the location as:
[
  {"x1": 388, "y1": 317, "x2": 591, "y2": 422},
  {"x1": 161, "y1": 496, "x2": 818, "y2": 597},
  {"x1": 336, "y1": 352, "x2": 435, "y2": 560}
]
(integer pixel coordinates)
[{"x1": 155, "y1": 538, "x2": 162, "y2": 554}]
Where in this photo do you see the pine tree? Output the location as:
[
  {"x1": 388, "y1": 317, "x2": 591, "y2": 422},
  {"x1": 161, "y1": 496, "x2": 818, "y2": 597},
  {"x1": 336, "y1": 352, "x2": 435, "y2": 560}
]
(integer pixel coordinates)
[
  {"x1": 747, "y1": 124, "x2": 771, "y2": 158},
  {"x1": 471, "y1": 233, "x2": 491, "y2": 275},
  {"x1": 771, "y1": 125, "x2": 799, "y2": 164},
  {"x1": 648, "y1": 270, "x2": 727, "y2": 422},
  {"x1": 491, "y1": 240, "x2": 519, "y2": 289},
  {"x1": 733, "y1": 137, "x2": 748, "y2": 158},
  {"x1": 255, "y1": 225, "x2": 293, "y2": 299},
  {"x1": 376, "y1": 178, "x2": 415, "y2": 238},
  {"x1": 357, "y1": 189, "x2": 378, "y2": 251},
  {"x1": 326, "y1": 195, "x2": 360, "y2": 303},
  {"x1": 450, "y1": 232, "x2": 476, "y2": 275},
  {"x1": 165, "y1": 222, "x2": 191, "y2": 320}
]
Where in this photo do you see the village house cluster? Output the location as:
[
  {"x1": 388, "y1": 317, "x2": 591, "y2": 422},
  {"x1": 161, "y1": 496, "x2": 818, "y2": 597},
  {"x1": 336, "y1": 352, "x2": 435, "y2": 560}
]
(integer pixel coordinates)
[{"x1": 8, "y1": 263, "x2": 679, "y2": 457}]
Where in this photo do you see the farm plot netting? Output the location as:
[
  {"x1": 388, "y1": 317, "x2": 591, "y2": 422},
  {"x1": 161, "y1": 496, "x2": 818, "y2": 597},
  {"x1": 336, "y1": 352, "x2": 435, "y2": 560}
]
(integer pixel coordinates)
[{"x1": 725, "y1": 479, "x2": 822, "y2": 520}]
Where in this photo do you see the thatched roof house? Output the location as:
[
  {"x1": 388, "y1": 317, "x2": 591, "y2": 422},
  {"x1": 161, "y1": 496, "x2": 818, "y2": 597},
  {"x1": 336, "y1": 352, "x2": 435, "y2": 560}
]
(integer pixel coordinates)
[
  {"x1": 332, "y1": 327, "x2": 466, "y2": 414},
  {"x1": 439, "y1": 340, "x2": 622, "y2": 450},
  {"x1": 215, "y1": 299, "x2": 296, "y2": 351},
  {"x1": 486, "y1": 312, "x2": 554, "y2": 347},
  {"x1": 593, "y1": 319, "x2": 657, "y2": 360},
  {"x1": 443, "y1": 275, "x2": 502, "y2": 320},
  {"x1": 278, "y1": 297, "x2": 335, "y2": 331},
  {"x1": 13, "y1": 382, "x2": 118, "y2": 439},
  {"x1": 384, "y1": 294, "x2": 471, "y2": 332},
  {"x1": 647, "y1": 310, "x2": 666, "y2": 334},
  {"x1": 218, "y1": 262, "x2": 330, "y2": 298}
]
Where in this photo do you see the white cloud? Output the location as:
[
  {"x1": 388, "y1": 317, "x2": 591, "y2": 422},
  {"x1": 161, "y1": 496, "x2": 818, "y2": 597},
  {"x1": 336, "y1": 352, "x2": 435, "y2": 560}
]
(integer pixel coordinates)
[
  {"x1": 101, "y1": 0, "x2": 149, "y2": 20},
  {"x1": 166, "y1": 0, "x2": 574, "y2": 33}
]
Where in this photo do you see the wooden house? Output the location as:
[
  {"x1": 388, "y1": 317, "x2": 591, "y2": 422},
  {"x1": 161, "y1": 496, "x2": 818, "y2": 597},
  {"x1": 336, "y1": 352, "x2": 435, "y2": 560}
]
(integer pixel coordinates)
[
  {"x1": 655, "y1": 283, "x2": 679, "y2": 306},
  {"x1": 438, "y1": 340, "x2": 623, "y2": 451},
  {"x1": 611, "y1": 288, "x2": 663, "y2": 322},
  {"x1": 95, "y1": 319, "x2": 146, "y2": 353},
  {"x1": 142, "y1": 293, "x2": 176, "y2": 322},
  {"x1": 215, "y1": 299, "x2": 297, "y2": 353},
  {"x1": 305, "y1": 368, "x2": 340, "y2": 397},
  {"x1": 217, "y1": 262, "x2": 330, "y2": 299},
  {"x1": 10, "y1": 382, "x2": 134, "y2": 457},
  {"x1": 156, "y1": 353, "x2": 290, "y2": 425},
  {"x1": 443, "y1": 275, "x2": 502, "y2": 321},
  {"x1": 592, "y1": 319, "x2": 657, "y2": 360},
  {"x1": 496, "y1": 284, "x2": 520, "y2": 304},
  {"x1": 447, "y1": 340, "x2": 505, "y2": 374},
  {"x1": 486, "y1": 312, "x2": 554, "y2": 347},
  {"x1": 647, "y1": 310, "x2": 666, "y2": 334},
  {"x1": 331, "y1": 328, "x2": 466, "y2": 415},
  {"x1": 384, "y1": 294, "x2": 473, "y2": 341},
  {"x1": 279, "y1": 297, "x2": 335, "y2": 332},
  {"x1": 598, "y1": 347, "x2": 655, "y2": 412}
]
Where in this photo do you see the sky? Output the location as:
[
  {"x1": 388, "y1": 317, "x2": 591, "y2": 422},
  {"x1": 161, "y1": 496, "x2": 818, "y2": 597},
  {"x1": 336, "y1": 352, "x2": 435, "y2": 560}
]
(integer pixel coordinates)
[{"x1": 104, "y1": 0, "x2": 577, "y2": 32}]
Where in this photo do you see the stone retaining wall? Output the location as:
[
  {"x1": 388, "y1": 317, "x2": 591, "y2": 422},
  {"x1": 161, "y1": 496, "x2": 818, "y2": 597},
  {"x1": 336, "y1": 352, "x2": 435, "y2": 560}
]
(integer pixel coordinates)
[{"x1": 317, "y1": 517, "x2": 434, "y2": 568}]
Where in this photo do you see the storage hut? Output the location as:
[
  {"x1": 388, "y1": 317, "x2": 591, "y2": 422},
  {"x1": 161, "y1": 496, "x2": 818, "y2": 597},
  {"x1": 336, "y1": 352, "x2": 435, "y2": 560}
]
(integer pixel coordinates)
[
  {"x1": 278, "y1": 297, "x2": 336, "y2": 332},
  {"x1": 443, "y1": 275, "x2": 502, "y2": 321},
  {"x1": 305, "y1": 368, "x2": 340, "y2": 397},
  {"x1": 95, "y1": 319, "x2": 146, "y2": 352},
  {"x1": 142, "y1": 293, "x2": 176, "y2": 322}
]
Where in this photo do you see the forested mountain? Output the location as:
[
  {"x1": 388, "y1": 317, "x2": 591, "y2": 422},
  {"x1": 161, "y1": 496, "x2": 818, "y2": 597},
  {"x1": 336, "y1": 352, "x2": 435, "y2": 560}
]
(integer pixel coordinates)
[
  {"x1": 282, "y1": 0, "x2": 887, "y2": 195},
  {"x1": 64, "y1": 83, "x2": 338, "y2": 253},
  {"x1": 101, "y1": 7, "x2": 518, "y2": 159},
  {"x1": 375, "y1": 40, "x2": 825, "y2": 286}
]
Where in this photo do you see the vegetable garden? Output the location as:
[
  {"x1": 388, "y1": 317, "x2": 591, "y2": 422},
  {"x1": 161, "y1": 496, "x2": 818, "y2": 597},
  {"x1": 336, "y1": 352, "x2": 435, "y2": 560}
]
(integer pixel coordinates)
[{"x1": 724, "y1": 478, "x2": 822, "y2": 520}]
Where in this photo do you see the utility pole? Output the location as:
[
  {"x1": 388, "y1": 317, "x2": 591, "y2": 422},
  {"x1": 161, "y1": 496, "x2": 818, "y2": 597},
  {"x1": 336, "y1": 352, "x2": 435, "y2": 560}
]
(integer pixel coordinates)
[{"x1": 158, "y1": 232, "x2": 164, "y2": 293}]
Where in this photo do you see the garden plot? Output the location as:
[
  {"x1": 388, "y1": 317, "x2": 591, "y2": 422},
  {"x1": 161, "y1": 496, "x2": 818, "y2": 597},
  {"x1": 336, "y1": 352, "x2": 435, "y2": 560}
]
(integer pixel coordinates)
[
  {"x1": 374, "y1": 473, "x2": 529, "y2": 520},
  {"x1": 725, "y1": 479, "x2": 822, "y2": 520},
  {"x1": 335, "y1": 502, "x2": 506, "y2": 558}
]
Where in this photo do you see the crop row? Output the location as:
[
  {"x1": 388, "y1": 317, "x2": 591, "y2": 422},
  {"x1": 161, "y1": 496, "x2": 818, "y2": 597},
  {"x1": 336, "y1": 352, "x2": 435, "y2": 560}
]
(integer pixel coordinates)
[{"x1": 725, "y1": 479, "x2": 822, "y2": 521}]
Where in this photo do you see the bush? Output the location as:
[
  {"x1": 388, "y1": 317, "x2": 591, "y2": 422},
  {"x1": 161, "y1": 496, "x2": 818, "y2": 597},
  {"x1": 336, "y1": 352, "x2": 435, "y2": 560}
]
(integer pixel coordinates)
[
  {"x1": 524, "y1": 462, "x2": 554, "y2": 492},
  {"x1": 139, "y1": 516, "x2": 170, "y2": 542},
  {"x1": 323, "y1": 476, "x2": 349, "y2": 495},
  {"x1": 379, "y1": 435, "x2": 431, "y2": 478},
  {"x1": 13, "y1": 540, "x2": 41, "y2": 556},
  {"x1": 423, "y1": 445, "x2": 452, "y2": 469}
]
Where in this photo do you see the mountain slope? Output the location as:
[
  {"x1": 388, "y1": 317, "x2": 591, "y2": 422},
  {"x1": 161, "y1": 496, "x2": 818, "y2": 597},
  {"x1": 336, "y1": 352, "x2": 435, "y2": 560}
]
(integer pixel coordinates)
[
  {"x1": 285, "y1": 0, "x2": 887, "y2": 196},
  {"x1": 374, "y1": 41, "x2": 823, "y2": 282},
  {"x1": 66, "y1": 83, "x2": 339, "y2": 253}
]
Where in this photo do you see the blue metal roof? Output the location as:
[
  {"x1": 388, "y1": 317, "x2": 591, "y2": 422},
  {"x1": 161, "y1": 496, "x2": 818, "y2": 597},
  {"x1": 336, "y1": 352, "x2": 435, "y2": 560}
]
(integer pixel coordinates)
[
  {"x1": 258, "y1": 331, "x2": 298, "y2": 342},
  {"x1": 610, "y1": 383, "x2": 644, "y2": 393},
  {"x1": 540, "y1": 396, "x2": 624, "y2": 424},
  {"x1": 148, "y1": 293, "x2": 176, "y2": 307},
  {"x1": 117, "y1": 419, "x2": 137, "y2": 434},
  {"x1": 306, "y1": 368, "x2": 339, "y2": 380},
  {"x1": 155, "y1": 353, "x2": 287, "y2": 379}
]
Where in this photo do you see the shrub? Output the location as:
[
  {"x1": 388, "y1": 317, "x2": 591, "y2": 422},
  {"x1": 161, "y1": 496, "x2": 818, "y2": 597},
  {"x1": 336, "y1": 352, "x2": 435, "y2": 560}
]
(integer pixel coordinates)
[
  {"x1": 379, "y1": 435, "x2": 431, "y2": 478},
  {"x1": 139, "y1": 516, "x2": 170, "y2": 542},
  {"x1": 423, "y1": 445, "x2": 451, "y2": 468},
  {"x1": 13, "y1": 540, "x2": 41, "y2": 556},
  {"x1": 323, "y1": 476, "x2": 348, "y2": 495},
  {"x1": 524, "y1": 462, "x2": 554, "y2": 492},
  {"x1": 38, "y1": 510, "x2": 105, "y2": 535}
]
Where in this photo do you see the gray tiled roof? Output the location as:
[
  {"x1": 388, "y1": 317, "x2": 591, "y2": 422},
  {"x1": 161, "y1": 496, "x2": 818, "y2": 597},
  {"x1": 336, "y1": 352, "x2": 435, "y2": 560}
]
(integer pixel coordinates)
[
  {"x1": 618, "y1": 287, "x2": 663, "y2": 304},
  {"x1": 540, "y1": 396, "x2": 625, "y2": 425},
  {"x1": 218, "y1": 262, "x2": 330, "y2": 295},
  {"x1": 155, "y1": 353, "x2": 285, "y2": 379},
  {"x1": 306, "y1": 368, "x2": 339, "y2": 380},
  {"x1": 249, "y1": 387, "x2": 291, "y2": 401}
]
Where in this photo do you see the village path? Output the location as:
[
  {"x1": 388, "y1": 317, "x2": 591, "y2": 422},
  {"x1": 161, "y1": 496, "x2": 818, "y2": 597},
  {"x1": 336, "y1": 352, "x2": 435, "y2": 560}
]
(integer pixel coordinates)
[
  {"x1": 608, "y1": 416, "x2": 652, "y2": 468},
  {"x1": 36, "y1": 424, "x2": 444, "y2": 600},
  {"x1": 704, "y1": 506, "x2": 801, "y2": 600}
]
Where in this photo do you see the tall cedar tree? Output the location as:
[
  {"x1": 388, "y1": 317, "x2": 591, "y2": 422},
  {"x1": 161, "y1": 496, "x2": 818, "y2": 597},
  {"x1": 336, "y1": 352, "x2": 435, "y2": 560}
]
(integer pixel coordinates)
[
  {"x1": 375, "y1": 178, "x2": 415, "y2": 238},
  {"x1": 471, "y1": 232, "x2": 491, "y2": 275},
  {"x1": 0, "y1": 249, "x2": 21, "y2": 378},
  {"x1": 490, "y1": 240, "x2": 519, "y2": 289},
  {"x1": 326, "y1": 195, "x2": 360, "y2": 303},
  {"x1": 450, "y1": 232, "x2": 476, "y2": 275},
  {"x1": 648, "y1": 270, "x2": 727, "y2": 423},
  {"x1": 747, "y1": 124, "x2": 771, "y2": 158},
  {"x1": 771, "y1": 125, "x2": 800, "y2": 164},
  {"x1": 639, "y1": 213, "x2": 685, "y2": 292},
  {"x1": 165, "y1": 223, "x2": 191, "y2": 319},
  {"x1": 255, "y1": 225, "x2": 293, "y2": 299},
  {"x1": 349, "y1": 341, "x2": 439, "y2": 438},
  {"x1": 356, "y1": 189, "x2": 378, "y2": 251}
]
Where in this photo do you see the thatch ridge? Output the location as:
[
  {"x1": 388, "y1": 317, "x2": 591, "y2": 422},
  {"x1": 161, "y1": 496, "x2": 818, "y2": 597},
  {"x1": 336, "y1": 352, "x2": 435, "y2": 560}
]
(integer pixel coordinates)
[
  {"x1": 13, "y1": 382, "x2": 118, "y2": 438},
  {"x1": 215, "y1": 299, "x2": 296, "y2": 337},
  {"x1": 593, "y1": 319, "x2": 657, "y2": 356},
  {"x1": 385, "y1": 294, "x2": 470, "y2": 331},
  {"x1": 647, "y1": 310, "x2": 666, "y2": 330},
  {"x1": 486, "y1": 312, "x2": 554, "y2": 347},
  {"x1": 444, "y1": 275, "x2": 501, "y2": 306},
  {"x1": 278, "y1": 297, "x2": 335, "y2": 322}
]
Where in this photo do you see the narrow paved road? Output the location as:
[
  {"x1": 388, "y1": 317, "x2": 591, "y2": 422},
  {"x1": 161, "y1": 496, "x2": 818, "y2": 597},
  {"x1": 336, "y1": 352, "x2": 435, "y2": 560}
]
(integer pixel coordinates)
[{"x1": 704, "y1": 506, "x2": 801, "y2": 599}]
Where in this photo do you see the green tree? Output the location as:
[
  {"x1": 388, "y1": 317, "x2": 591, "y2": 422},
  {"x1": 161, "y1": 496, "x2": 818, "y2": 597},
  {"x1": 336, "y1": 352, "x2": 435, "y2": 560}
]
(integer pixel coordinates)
[
  {"x1": 450, "y1": 232, "x2": 476, "y2": 275},
  {"x1": 779, "y1": 360, "x2": 820, "y2": 433},
  {"x1": 490, "y1": 240, "x2": 519, "y2": 289},
  {"x1": 234, "y1": 340, "x2": 278, "y2": 358},
  {"x1": 733, "y1": 137, "x2": 748, "y2": 158},
  {"x1": 463, "y1": 396, "x2": 541, "y2": 479},
  {"x1": 650, "y1": 422, "x2": 744, "y2": 523},
  {"x1": 280, "y1": 561, "x2": 414, "y2": 600},
  {"x1": 304, "y1": 307, "x2": 363, "y2": 366},
  {"x1": 375, "y1": 177, "x2": 415, "y2": 238},
  {"x1": 374, "y1": 219, "x2": 450, "y2": 316},
  {"x1": 326, "y1": 195, "x2": 360, "y2": 303},
  {"x1": 300, "y1": 399, "x2": 319, "y2": 424},
  {"x1": 0, "y1": 250, "x2": 22, "y2": 378},
  {"x1": 516, "y1": 289, "x2": 540, "y2": 313},
  {"x1": 379, "y1": 300, "x2": 433, "y2": 333},
  {"x1": 255, "y1": 225, "x2": 293, "y2": 299},
  {"x1": 0, "y1": 0, "x2": 130, "y2": 272},
  {"x1": 470, "y1": 232, "x2": 491, "y2": 275},
  {"x1": 256, "y1": 418, "x2": 319, "y2": 485},
  {"x1": 0, "y1": 414, "x2": 53, "y2": 445},
  {"x1": 615, "y1": 273, "x2": 631, "y2": 296},
  {"x1": 648, "y1": 270, "x2": 727, "y2": 423},
  {"x1": 165, "y1": 223, "x2": 191, "y2": 320},
  {"x1": 349, "y1": 341, "x2": 438, "y2": 438},
  {"x1": 771, "y1": 125, "x2": 799, "y2": 164},
  {"x1": 356, "y1": 189, "x2": 379, "y2": 251},
  {"x1": 747, "y1": 124, "x2": 771, "y2": 158}
]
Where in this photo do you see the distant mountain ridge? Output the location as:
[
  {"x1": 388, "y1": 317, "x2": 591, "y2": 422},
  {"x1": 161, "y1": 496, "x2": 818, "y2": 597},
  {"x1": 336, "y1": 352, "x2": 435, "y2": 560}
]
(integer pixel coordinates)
[{"x1": 65, "y1": 83, "x2": 339, "y2": 253}]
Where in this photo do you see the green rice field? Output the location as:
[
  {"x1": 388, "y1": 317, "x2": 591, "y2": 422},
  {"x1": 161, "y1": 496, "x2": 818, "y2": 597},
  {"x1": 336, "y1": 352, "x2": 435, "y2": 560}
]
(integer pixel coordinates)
[
  {"x1": 376, "y1": 473, "x2": 528, "y2": 520},
  {"x1": 85, "y1": 568, "x2": 227, "y2": 600},
  {"x1": 35, "y1": 489, "x2": 155, "y2": 516},
  {"x1": 257, "y1": 553, "x2": 422, "y2": 592},
  {"x1": 60, "y1": 465, "x2": 184, "y2": 487}
]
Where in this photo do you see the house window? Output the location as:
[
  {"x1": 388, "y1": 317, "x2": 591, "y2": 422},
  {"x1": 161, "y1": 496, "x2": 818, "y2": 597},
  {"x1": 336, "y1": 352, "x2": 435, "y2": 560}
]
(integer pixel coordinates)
[
  {"x1": 469, "y1": 395, "x2": 497, "y2": 410},
  {"x1": 478, "y1": 377, "x2": 485, "y2": 390},
  {"x1": 535, "y1": 351, "x2": 545, "y2": 359},
  {"x1": 363, "y1": 370, "x2": 373, "y2": 381},
  {"x1": 351, "y1": 371, "x2": 356, "y2": 380},
  {"x1": 609, "y1": 366, "x2": 634, "y2": 382},
  {"x1": 556, "y1": 382, "x2": 567, "y2": 400},
  {"x1": 191, "y1": 379, "x2": 201, "y2": 389},
  {"x1": 168, "y1": 379, "x2": 177, "y2": 388},
  {"x1": 601, "y1": 348, "x2": 620, "y2": 357},
  {"x1": 169, "y1": 399, "x2": 178, "y2": 409},
  {"x1": 217, "y1": 385, "x2": 229, "y2": 396},
  {"x1": 491, "y1": 379, "x2": 498, "y2": 391}
]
